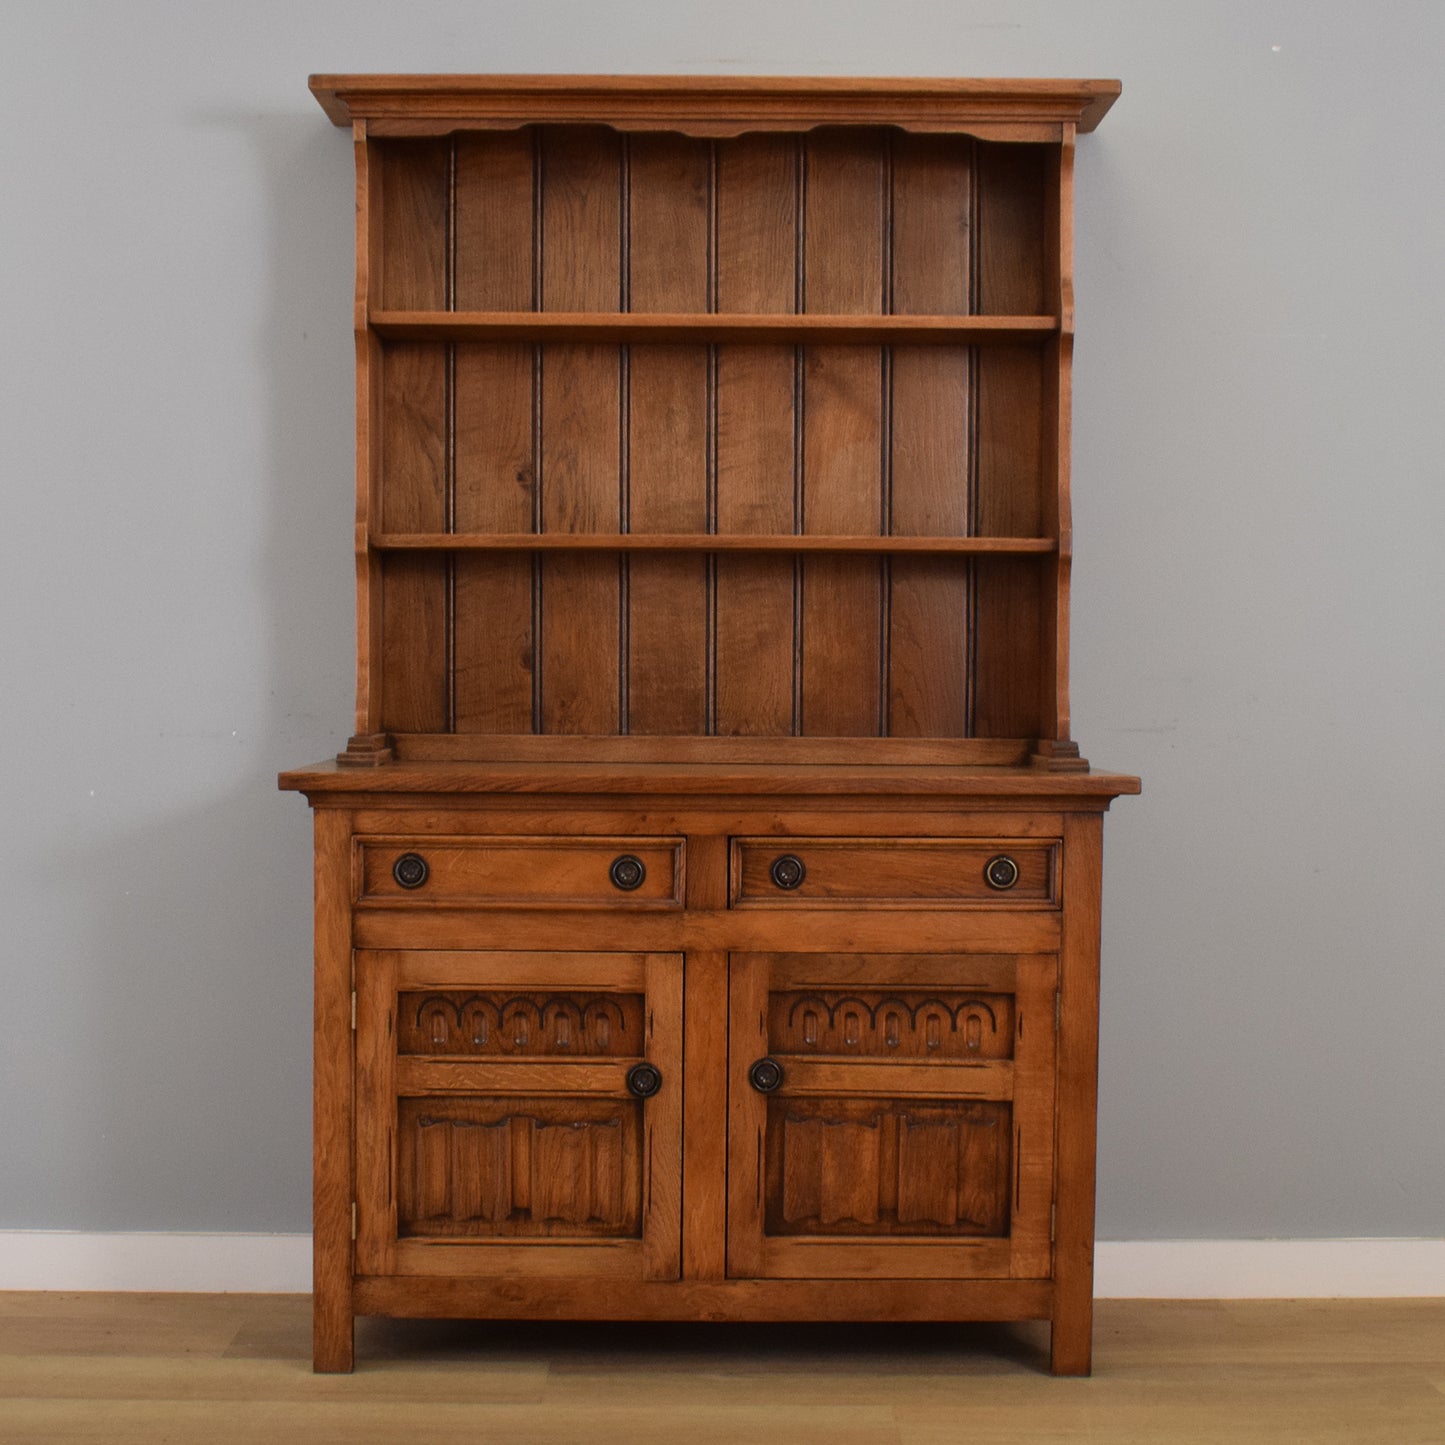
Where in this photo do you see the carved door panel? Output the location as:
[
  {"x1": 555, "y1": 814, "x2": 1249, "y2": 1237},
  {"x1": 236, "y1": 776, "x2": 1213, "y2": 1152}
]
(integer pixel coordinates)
[
  {"x1": 727, "y1": 952, "x2": 1056, "y2": 1279},
  {"x1": 356, "y1": 950, "x2": 682, "y2": 1281}
]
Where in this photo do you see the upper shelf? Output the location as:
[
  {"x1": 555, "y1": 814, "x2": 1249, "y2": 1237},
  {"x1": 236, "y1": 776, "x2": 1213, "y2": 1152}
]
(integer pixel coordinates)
[
  {"x1": 310, "y1": 74, "x2": 1121, "y2": 139},
  {"x1": 369, "y1": 534, "x2": 1058, "y2": 556},
  {"x1": 369, "y1": 311, "x2": 1061, "y2": 345}
]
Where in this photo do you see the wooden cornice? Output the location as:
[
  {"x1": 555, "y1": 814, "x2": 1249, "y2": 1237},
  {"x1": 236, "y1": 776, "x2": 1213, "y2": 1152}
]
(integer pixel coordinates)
[{"x1": 309, "y1": 74, "x2": 1121, "y2": 139}]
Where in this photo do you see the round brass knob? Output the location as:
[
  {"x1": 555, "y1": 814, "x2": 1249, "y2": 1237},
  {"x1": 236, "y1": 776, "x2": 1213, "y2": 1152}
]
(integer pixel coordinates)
[
  {"x1": 769, "y1": 854, "x2": 806, "y2": 890},
  {"x1": 626, "y1": 1062, "x2": 662, "y2": 1098},
  {"x1": 984, "y1": 854, "x2": 1020, "y2": 890},
  {"x1": 609, "y1": 854, "x2": 647, "y2": 891},
  {"x1": 748, "y1": 1057, "x2": 785, "y2": 1093},
  {"x1": 392, "y1": 853, "x2": 429, "y2": 890}
]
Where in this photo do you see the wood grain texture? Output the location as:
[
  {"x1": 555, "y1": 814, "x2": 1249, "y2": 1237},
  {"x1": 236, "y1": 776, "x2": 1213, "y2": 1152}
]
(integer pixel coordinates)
[
  {"x1": 386, "y1": 736, "x2": 1039, "y2": 765},
  {"x1": 1008, "y1": 954, "x2": 1058, "y2": 1279},
  {"x1": 371, "y1": 311, "x2": 1057, "y2": 342},
  {"x1": 396, "y1": 988, "x2": 646, "y2": 1057},
  {"x1": 312, "y1": 72, "x2": 1125, "y2": 134},
  {"x1": 11, "y1": 1295, "x2": 1445, "y2": 1444},
  {"x1": 799, "y1": 134, "x2": 885, "y2": 736},
  {"x1": 453, "y1": 130, "x2": 537, "y2": 734},
  {"x1": 282, "y1": 757, "x2": 1139, "y2": 795},
  {"x1": 681, "y1": 836, "x2": 730, "y2": 1280},
  {"x1": 641, "y1": 950, "x2": 684, "y2": 1280},
  {"x1": 352, "y1": 904, "x2": 1064, "y2": 958},
  {"x1": 1052, "y1": 810, "x2": 1103, "y2": 1374},
  {"x1": 964, "y1": 143, "x2": 1050, "y2": 741},
  {"x1": 730, "y1": 837, "x2": 1058, "y2": 907},
  {"x1": 353, "y1": 948, "x2": 398, "y2": 1279},
  {"x1": 354, "y1": 1274, "x2": 1052, "y2": 1321},
  {"x1": 626, "y1": 134, "x2": 711, "y2": 735},
  {"x1": 713, "y1": 135, "x2": 799, "y2": 736},
  {"x1": 729, "y1": 948, "x2": 1056, "y2": 1283},
  {"x1": 888, "y1": 135, "x2": 972, "y2": 737},
  {"x1": 311, "y1": 809, "x2": 355, "y2": 1373},
  {"x1": 539, "y1": 129, "x2": 623, "y2": 734},
  {"x1": 374, "y1": 533, "x2": 1053, "y2": 554},
  {"x1": 1040, "y1": 131, "x2": 1075, "y2": 744},
  {"x1": 357, "y1": 836, "x2": 683, "y2": 907},
  {"x1": 355, "y1": 946, "x2": 683, "y2": 1282},
  {"x1": 352, "y1": 130, "x2": 384, "y2": 743},
  {"x1": 725, "y1": 951, "x2": 770, "y2": 1279},
  {"x1": 377, "y1": 139, "x2": 447, "y2": 310},
  {"x1": 378, "y1": 344, "x2": 447, "y2": 732},
  {"x1": 291, "y1": 79, "x2": 1136, "y2": 1377},
  {"x1": 395, "y1": 1094, "x2": 641, "y2": 1238},
  {"x1": 356, "y1": 122, "x2": 1074, "y2": 750}
]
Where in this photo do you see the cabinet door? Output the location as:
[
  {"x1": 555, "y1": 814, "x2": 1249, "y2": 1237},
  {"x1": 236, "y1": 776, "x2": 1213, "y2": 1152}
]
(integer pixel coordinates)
[
  {"x1": 727, "y1": 952, "x2": 1056, "y2": 1279},
  {"x1": 356, "y1": 950, "x2": 682, "y2": 1282}
]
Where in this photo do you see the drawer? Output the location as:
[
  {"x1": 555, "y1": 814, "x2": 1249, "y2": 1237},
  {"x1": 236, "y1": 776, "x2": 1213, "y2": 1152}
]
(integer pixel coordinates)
[
  {"x1": 358, "y1": 836, "x2": 683, "y2": 908},
  {"x1": 729, "y1": 837, "x2": 1058, "y2": 908}
]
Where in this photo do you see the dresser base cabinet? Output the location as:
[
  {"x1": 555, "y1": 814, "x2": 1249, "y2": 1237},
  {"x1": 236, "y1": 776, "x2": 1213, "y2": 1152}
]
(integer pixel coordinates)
[{"x1": 281, "y1": 770, "x2": 1135, "y2": 1375}]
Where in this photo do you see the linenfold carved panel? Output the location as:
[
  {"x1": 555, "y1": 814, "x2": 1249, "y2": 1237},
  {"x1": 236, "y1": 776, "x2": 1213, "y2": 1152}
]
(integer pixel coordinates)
[
  {"x1": 397, "y1": 991, "x2": 645, "y2": 1056},
  {"x1": 765, "y1": 1098, "x2": 1011, "y2": 1236},
  {"x1": 768, "y1": 991, "x2": 1015, "y2": 1059},
  {"x1": 397, "y1": 1096, "x2": 641, "y2": 1237}
]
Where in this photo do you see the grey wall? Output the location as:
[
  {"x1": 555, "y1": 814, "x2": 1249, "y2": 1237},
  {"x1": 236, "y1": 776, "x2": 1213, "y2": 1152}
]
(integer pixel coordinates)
[{"x1": 2, "y1": 1, "x2": 1441, "y2": 1239}]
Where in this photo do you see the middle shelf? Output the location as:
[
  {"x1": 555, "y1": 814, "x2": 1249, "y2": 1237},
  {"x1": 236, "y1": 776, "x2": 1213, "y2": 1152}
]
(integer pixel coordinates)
[
  {"x1": 368, "y1": 533, "x2": 1059, "y2": 555},
  {"x1": 368, "y1": 311, "x2": 1062, "y2": 345}
]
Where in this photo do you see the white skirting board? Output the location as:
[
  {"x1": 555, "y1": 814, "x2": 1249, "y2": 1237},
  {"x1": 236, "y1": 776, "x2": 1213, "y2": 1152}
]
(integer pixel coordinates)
[{"x1": 0, "y1": 1233, "x2": 1441, "y2": 1296}]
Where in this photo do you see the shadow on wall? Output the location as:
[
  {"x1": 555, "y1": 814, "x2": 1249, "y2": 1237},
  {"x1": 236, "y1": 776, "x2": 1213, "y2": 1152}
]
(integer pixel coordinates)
[{"x1": 67, "y1": 111, "x2": 354, "y2": 1232}]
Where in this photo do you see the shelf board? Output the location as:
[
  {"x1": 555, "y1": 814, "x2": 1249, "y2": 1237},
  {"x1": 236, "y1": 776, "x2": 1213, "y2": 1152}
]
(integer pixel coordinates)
[
  {"x1": 368, "y1": 310, "x2": 1059, "y2": 345},
  {"x1": 369, "y1": 533, "x2": 1057, "y2": 556}
]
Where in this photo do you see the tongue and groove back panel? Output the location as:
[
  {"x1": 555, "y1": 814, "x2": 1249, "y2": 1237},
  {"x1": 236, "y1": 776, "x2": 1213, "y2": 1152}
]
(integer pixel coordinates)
[{"x1": 367, "y1": 127, "x2": 1056, "y2": 749}]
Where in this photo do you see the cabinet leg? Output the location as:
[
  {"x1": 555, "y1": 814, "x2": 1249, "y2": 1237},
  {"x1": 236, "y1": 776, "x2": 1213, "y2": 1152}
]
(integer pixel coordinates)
[
  {"x1": 313, "y1": 1293, "x2": 354, "y2": 1373},
  {"x1": 1049, "y1": 1295, "x2": 1093, "y2": 1376}
]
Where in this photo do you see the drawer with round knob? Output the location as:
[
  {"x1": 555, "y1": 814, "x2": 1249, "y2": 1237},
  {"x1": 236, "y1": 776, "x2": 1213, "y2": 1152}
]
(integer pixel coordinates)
[
  {"x1": 728, "y1": 837, "x2": 1059, "y2": 908},
  {"x1": 358, "y1": 837, "x2": 684, "y2": 908}
]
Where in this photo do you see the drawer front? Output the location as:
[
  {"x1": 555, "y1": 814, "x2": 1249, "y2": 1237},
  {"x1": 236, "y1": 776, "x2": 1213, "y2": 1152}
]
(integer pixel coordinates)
[
  {"x1": 730, "y1": 837, "x2": 1058, "y2": 908},
  {"x1": 359, "y1": 837, "x2": 683, "y2": 907}
]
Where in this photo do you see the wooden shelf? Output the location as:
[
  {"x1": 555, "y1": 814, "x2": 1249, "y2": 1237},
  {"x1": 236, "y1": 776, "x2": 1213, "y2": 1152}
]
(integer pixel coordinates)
[
  {"x1": 369, "y1": 533, "x2": 1058, "y2": 556},
  {"x1": 369, "y1": 310, "x2": 1060, "y2": 345}
]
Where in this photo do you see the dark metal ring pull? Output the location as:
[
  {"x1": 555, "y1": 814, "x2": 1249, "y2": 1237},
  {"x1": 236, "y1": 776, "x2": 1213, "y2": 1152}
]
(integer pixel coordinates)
[
  {"x1": 609, "y1": 854, "x2": 647, "y2": 891},
  {"x1": 626, "y1": 1062, "x2": 662, "y2": 1099},
  {"x1": 748, "y1": 1057, "x2": 785, "y2": 1093},
  {"x1": 769, "y1": 854, "x2": 806, "y2": 890},
  {"x1": 392, "y1": 852, "x2": 429, "y2": 890},
  {"x1": 984, "y1": 854, "x2": 1020, "y2": 890}
]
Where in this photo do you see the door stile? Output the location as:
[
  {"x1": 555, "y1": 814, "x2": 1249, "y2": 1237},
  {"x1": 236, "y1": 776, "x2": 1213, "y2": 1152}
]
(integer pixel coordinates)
[
  {"x1": 1010, "y1": 954, "x2": 1059, "y2": 1277},
  {"x1": 354, "y1": 949, "x2": 399, "y2": 1276},
  {"x1": 725, "y1": 952, "x2": 770, "y2": 1278},
  {"x1": 642, "y1": 951, "x2": 684, "y2": 1279}
]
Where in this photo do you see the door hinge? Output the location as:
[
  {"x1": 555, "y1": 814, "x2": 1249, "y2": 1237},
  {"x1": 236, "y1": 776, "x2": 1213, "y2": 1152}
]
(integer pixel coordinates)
[
  {"x1": 1055, "y1": 990, "x2": 1062, "y2": 1030},
  {"x1": 351, "y1": 1202, "x2": 358, "y2": 1241},
  {"x1": 351, "y1": 991, "x2": 357, "y2": 1031},
  {"x1": 1051, "y1": 1201, "x2": 1057, "y2": 1240}
]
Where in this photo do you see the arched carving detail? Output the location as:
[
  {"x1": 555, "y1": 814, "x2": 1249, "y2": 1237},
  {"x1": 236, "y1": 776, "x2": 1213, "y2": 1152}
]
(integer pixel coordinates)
[{"x1": 397, "y1": 991, "x2": 645, "y2": 1057}]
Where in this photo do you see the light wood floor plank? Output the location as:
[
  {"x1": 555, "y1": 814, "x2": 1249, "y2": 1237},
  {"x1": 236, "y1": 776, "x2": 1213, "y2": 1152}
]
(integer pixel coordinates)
[{"x1": 0, "y1": 1294, "x2": 1439, "y2": 1443}]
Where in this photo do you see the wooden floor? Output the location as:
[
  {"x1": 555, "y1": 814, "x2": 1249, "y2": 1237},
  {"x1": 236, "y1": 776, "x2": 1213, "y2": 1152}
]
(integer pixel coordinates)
[{"x1": 0, "y1": 1294, "x2": 1441, "y2": 1442}]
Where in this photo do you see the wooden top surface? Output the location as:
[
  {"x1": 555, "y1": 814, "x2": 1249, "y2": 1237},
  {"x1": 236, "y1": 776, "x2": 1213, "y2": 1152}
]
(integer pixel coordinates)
[
  {"x1": 278, "y1": 759, "x2": 1141, "y2": 801},
  {"x1": 309, "y1": 74, "x2": 1120, "y2": 136}
]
